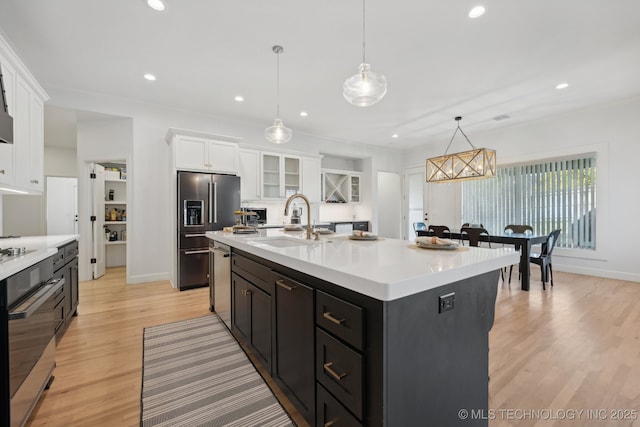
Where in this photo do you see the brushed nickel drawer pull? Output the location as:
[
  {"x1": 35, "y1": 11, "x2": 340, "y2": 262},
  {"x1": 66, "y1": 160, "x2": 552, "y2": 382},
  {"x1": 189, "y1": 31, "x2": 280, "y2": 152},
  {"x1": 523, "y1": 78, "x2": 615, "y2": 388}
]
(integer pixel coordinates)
[
  {"x1": 276, "y1": 279, "x2": 295, "y2": 291},
  {"x1": 323, "y1": 362, "x2": 347, "y2": 381},
  {"x1": 324, "y1": 421, "x2": 336, "y2": 427},
  {"x1": 323, "y1": 312, "x2": 345, "y2": 325}
]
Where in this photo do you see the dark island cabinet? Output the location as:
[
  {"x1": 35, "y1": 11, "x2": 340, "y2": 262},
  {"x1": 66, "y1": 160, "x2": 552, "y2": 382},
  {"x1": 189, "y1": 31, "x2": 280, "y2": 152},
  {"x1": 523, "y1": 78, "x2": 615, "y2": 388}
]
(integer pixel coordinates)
[
  {"x1": 229, "y1": 247, "x2": 497, "y2": 427},
  {"x1": 231, "y1": 266, "x2": 273, "y2": 373},
  {"x1": 53, "y1": 239, "x2": 79, "y2": 342},
  {"x1": 273, "y1": 273, "x2": 315, "y2": 425},
  {"x1": 231, "y1": 252, "x2": 275, "y2": 374}
]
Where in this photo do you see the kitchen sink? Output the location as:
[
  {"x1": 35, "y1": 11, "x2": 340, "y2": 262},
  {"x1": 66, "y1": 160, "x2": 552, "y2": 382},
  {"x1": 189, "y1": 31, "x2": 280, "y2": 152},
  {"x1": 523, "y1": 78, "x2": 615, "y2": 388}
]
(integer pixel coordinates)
[{"x1": 248, "y1": 237, "x2": 321, "y2": 248}]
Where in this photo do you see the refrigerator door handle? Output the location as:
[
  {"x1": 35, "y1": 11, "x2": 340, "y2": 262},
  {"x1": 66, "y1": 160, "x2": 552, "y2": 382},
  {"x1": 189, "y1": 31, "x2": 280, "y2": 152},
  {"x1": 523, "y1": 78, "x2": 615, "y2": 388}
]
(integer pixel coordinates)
[
  {"x1": 213, "y1": 181, "x2": 218, "y2": 223},
  {"x1": 208, "y1": 181, "x2": 213, "y2": 223}
]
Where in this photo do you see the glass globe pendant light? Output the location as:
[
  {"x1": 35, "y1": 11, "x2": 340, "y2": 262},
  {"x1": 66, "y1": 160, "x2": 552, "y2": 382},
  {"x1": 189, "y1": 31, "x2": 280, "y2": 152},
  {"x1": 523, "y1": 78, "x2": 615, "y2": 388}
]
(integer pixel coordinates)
[
  {"x1": 343, "y1": 0, "x2": 387, "y2": 107},
  {"x1": 265, "y1": 45, "x2": 292, "y2": 144}
]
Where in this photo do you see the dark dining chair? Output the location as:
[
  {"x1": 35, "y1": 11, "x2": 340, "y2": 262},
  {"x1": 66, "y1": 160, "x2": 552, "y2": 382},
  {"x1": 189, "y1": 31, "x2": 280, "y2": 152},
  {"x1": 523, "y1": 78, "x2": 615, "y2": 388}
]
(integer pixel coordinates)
[
  {"x1": 427, "y1": 225, "x2": 450, "y2": 238},
  {"x1": 413, "y1": 222, "x2": 427, "y2": 236},
  {"x1": 504, "y1": 224, "x2": 534, "y2": 283},
  {"x1": 460, "y1": 226, "x2": 491, "y2": 247},
  {"x1": 530, "y1": 229, "x2": 561, "y2": 290},
  {"x1": 461, "y1": 226, "x2": 505, "y2": 282}
]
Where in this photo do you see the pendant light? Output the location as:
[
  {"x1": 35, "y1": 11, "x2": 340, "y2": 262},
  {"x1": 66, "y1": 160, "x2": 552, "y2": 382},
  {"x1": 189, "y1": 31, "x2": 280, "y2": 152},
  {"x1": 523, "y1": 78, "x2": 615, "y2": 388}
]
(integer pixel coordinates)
[
  {"x1": 265, "y1": 45, "x2": 292, "y2": 144},
  {"x1": 426, "y1": 117, "x2": 497, "y2": 183},
  {"x1": 343, "y1": 0, "x2": 387, "y2": 107}
]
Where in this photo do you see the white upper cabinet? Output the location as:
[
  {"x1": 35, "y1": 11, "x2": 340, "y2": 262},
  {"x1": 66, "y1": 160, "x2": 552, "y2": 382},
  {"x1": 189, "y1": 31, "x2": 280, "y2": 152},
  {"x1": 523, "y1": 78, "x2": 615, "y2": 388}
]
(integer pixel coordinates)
[
  {"x1": 14, "y1": 74, "x2": 44, "y2": 192},
  {"x1": 261, "y1": 152, "x2": 301, "y2": 200},
  {"x1": 174, "y1": 135, "x2": 239, "y2": 174},
  {"x1": 0, "y1": 34, "x2": 48, "y2": 194},
  {"x1": 238, "y1": 148, "x2": 260, "y2": 201},
  {"x1": 301, "y1": 156, "x2": 321, "y2": 202}
]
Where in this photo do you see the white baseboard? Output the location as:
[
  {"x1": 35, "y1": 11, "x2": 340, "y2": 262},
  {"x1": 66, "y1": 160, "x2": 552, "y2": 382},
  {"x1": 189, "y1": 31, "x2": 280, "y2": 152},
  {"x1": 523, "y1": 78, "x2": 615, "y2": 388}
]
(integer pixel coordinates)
[
  {"x1": 127, "y1": 272, "x2": 170, "y2": 284},
  {"x1": 555, "y1": 263, "x2": 640, "y2": 283}
]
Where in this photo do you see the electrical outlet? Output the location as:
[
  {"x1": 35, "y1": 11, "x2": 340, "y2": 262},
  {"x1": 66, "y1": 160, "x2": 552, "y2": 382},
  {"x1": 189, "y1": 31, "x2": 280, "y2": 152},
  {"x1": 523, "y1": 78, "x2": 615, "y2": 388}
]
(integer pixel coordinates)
[{"x1": 439, "y1": 292, "x2": 455, "y2": 313}]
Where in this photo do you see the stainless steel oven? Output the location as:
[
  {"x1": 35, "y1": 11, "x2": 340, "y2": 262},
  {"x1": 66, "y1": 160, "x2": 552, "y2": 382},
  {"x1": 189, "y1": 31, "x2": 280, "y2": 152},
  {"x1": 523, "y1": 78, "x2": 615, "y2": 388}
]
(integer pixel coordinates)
[{"x1": 1, "y1": 255, "x2": 61, "y2": 427}]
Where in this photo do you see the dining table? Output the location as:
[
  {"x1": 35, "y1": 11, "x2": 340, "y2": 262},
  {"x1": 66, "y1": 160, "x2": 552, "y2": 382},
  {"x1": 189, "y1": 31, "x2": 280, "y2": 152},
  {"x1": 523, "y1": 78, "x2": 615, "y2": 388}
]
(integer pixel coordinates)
[{"x1": 417, "y1": 229, "x2": 548, "y2": 291}]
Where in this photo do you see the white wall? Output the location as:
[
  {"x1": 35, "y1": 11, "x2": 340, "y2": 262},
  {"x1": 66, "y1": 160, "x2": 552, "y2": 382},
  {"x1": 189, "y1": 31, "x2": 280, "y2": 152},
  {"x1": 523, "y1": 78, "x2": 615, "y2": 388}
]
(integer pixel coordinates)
[
  {"x1": 46, "y1": 86, "x2": 403, "y2": 284},
  {"x1": 403, "y1": 96, "x2": 640, "y2": 282},
  {"x1": 1, "y1": 146, "x2": 77, "y2": 236}
]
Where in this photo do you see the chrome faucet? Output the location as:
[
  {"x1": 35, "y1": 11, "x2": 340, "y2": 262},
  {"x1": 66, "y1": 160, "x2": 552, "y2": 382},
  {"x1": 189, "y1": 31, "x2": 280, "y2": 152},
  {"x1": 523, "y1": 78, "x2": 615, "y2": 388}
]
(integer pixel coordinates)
[{"x1": 284, "y1": 193, "x2": 316, "y2": 240}]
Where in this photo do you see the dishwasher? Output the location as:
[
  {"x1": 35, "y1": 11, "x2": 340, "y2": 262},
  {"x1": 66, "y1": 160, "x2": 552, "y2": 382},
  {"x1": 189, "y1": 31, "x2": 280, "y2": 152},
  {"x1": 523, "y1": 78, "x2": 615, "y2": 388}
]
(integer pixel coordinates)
[{"x1": 209, "y1": 241, "x2": 231, "y2": 329}]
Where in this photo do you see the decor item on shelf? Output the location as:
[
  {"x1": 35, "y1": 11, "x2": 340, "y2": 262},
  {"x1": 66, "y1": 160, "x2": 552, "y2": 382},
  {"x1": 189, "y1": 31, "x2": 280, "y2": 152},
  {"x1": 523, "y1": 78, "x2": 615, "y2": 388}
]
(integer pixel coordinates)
[
  {"x1": 343, "y1": 0, "x2": 387, "y2": 107},
  {"x1": 264, "y1": 45, "x2": 292, "y2": 144},
  {"x1": 110, "y1": 208, "x2": 117, "y2": 221},
  {"x1": 425, "y1": 116, "x2": 496, "y2": 183}
]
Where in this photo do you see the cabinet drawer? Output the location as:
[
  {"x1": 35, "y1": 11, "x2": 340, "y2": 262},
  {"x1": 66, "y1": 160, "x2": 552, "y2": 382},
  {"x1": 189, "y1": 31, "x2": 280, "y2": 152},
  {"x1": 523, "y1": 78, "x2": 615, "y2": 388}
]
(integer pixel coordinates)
[
  {"x1": 316, "y1": 290, "x2": 363, "y2": 350},
  {"x1": 64, "y1": 240, "x2": 79, "y2": 260},
  {"x1": 232, "y1": 253, "x2": 273, "y2": 294},
  {"x1": 316, "y1": 383, "x2": 362, "y2": 427},
  {"x1": 316, "y1": 329, "x2": 363, "y2": 419}
]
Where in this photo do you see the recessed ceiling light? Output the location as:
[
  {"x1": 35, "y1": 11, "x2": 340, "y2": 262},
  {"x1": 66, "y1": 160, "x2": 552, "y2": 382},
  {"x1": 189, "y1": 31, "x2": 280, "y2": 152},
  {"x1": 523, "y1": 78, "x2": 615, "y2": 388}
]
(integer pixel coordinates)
[
  {"x1": 300, "y1": 111, "x2": 308, "y2": 117},
  {"x1": 468, "y1": 5, "x2": 486, "y2": 18},
  {"x1": 234, "y1": 95, "x2": 244, "y2": 102},
  {"x1": 147, "y1": 0, "x2": 166, "y2": 11},
  {"x1": 144, "y1": 73, "x2": 156, "y2": 81},
  {"x1": 556, "y1": 82, "x2": 569, "y2": 89},
  {"x1": 392, "y1": 134, "x2": 399, "y2": 138}
]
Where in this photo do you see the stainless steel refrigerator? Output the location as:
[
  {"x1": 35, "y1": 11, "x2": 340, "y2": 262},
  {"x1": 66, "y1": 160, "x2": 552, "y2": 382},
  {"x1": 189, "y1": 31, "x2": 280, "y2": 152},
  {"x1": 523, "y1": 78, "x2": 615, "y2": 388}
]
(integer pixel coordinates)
[{"x1": 177, "y1": 171, "x2": 240, "y2": 291}]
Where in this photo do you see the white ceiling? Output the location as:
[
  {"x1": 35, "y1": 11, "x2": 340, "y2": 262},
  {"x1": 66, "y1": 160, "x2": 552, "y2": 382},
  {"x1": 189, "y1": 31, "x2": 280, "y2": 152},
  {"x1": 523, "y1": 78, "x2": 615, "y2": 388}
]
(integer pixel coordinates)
[{"x1": 2, "y1": 0, "x2": 640, "y2": 150}]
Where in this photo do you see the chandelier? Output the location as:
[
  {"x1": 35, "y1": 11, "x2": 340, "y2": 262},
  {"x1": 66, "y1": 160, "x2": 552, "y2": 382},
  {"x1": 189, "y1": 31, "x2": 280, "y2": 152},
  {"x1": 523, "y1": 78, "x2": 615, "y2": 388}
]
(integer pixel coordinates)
[{"x1": 426, "y1": 116, "x2": 496, "y2": 183}]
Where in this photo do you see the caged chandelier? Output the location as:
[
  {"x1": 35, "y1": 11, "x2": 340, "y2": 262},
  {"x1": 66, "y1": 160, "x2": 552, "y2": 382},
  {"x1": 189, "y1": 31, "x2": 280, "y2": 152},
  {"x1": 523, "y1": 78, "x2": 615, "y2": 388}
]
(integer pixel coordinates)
[
  {"x1": 426, "y1": 116, "x2": 496, "y2": 183},
  {"x1": 342, "y1": 0, "x2": 387, "y2": 107},
  {"x1": 265, "y1": 45, "x2": 292, "y2": 144}
]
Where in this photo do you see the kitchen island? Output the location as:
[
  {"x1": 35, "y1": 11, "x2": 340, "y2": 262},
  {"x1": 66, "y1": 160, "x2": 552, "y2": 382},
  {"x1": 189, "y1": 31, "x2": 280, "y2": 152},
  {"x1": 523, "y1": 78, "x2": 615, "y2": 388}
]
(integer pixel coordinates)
[{"x1": 207, "y1": 229, "x2": 518, "y2": 426}]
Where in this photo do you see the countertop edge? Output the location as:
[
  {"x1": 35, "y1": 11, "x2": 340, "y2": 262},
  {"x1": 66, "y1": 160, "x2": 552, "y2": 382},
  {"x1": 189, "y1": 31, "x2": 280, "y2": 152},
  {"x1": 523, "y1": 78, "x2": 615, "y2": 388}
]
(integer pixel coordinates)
[
  {"x1": 207, "y1": 231, "x2": 519, "y2": 301},
  {"x1": 0, "y1": 234, "x2": 79, "y2": 281}
]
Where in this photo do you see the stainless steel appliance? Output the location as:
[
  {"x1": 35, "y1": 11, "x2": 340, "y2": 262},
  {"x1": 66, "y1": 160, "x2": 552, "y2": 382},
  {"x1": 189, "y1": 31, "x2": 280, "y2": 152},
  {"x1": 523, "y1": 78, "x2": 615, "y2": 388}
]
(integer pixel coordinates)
[
  {"x1": 244, "y1": 207, "x2": 267, "y2": 225},
  {"x1": 1, "y1": 255, "x2": 62, "y2": 427},
  {"x1": 178, "y1": 171, "x2": 240, "y2": 291},
  {"x1": 290, "y1": 205, "x2": 302, "y2": 224},
  {"x1": 209, "y1": 241, "x2": 231, "y2": 328}
]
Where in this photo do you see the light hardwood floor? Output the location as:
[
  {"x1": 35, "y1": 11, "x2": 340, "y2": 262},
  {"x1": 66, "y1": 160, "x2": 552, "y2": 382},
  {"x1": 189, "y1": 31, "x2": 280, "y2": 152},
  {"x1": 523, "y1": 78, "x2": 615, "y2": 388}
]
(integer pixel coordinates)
[{"x1": 26, "y1": 268, "x2": 640, "y2": 426}]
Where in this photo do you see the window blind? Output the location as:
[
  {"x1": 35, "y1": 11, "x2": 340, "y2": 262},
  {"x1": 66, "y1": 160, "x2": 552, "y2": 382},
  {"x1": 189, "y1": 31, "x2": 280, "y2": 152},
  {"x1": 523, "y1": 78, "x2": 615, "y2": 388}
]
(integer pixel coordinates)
[{"x1": 461, "y1": 156, "x2": 596, "y2": 249}]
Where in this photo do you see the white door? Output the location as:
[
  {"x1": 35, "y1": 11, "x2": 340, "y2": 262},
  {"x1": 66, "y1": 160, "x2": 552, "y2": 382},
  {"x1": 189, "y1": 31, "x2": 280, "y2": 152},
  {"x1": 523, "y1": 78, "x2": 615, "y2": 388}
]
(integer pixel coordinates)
[
  {"x1": 404, "y1": 167, "x2": 425, "y2": 240},
  {"x1": 46, "y1": 176, "x2": 78, "y2": 235},
  {"x1": 377, "y1": 171, "x2": 402, "y2": 239},
  {"x1": 91, "y1": 163, "x2": 106, "y2": 279}
]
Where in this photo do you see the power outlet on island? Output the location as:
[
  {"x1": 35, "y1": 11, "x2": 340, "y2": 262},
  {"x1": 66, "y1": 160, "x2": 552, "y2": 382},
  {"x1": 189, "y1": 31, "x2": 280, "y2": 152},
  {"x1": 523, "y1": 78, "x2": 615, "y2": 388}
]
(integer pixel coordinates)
[{"x1": 438, "y1": 292, "x2": 455, "y2": 313}]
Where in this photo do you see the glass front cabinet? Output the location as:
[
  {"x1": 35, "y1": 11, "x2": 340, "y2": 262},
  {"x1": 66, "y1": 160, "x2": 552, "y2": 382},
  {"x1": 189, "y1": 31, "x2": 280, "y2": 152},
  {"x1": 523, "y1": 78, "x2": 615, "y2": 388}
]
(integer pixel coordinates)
[{"x1": 261, "y1": 152, "x2": 301, "y2": 199}]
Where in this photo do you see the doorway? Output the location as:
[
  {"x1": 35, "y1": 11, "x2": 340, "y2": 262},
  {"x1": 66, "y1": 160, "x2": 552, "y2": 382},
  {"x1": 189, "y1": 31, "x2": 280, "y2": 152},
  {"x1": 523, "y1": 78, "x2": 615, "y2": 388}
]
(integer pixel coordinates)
[
  {"x1": 376, "y1": 171, "x2": 402, "y2": 239},
  {"x1": 46, "y1": 176, "x2": 78, "y2": 235},
  {"x1": 404, "y1": 167, "x2": 425, "y2": 240}
]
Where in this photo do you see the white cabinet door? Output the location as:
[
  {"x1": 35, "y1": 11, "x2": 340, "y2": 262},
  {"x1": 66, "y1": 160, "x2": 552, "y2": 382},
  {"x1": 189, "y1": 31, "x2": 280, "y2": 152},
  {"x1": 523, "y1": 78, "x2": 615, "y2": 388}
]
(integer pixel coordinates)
[
  {"x1": 207, "y1": 139, "x2": 238, "y2": 174},
  {"x1": 261, "y1": 152, "x2": 301, "y2": 199},
  {"x1": 174, "y1": 136, "x2": 239, "y2": 173},
  {"x1": 239, "y1": 149, "x2": 260, "y2": 201},
  {"x1": 301, "y1": 156, "x2": 321, "y2": 202},
  {"x1": 13, "y1": 75, "x2": 44, "y2": 192},
  {"x1": 175, "y1": 136, "x2": 208, "y2": 171},
  {"x1": 282, "y1": 155, "x2": 301, "y2": 198}
]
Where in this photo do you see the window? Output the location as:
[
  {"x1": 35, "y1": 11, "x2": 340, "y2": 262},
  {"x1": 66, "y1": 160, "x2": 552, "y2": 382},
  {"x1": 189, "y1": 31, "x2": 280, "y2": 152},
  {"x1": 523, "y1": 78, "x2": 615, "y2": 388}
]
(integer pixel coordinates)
[{"x1": 462, "y1": 155, "x2": 596, "y2": 249}]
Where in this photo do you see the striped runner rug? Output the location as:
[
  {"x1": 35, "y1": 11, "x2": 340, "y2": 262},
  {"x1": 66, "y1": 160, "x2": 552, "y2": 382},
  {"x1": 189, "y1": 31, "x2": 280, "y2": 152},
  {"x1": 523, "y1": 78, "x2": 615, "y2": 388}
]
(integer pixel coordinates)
[{"x1": 141, "y1": 315, "x2": 294, "y2": 427}]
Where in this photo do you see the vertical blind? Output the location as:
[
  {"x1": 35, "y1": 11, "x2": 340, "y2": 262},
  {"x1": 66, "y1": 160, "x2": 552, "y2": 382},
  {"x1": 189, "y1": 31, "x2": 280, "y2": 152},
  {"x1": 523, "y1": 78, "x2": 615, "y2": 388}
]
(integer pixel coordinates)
[{"x1": 461, "y1": 155, "x2": 596, "y2": 249}]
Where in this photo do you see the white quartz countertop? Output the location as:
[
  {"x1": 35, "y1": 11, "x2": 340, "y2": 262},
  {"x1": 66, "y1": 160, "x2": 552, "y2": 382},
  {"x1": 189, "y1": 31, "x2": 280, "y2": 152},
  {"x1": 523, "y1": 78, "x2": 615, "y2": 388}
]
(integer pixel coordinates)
[
  {"x1": 0, "y1": 235, "x2": 79, "y2": 281},
  {"x1": 207, "y1": 229, "x2": 519, "y2": 301}
]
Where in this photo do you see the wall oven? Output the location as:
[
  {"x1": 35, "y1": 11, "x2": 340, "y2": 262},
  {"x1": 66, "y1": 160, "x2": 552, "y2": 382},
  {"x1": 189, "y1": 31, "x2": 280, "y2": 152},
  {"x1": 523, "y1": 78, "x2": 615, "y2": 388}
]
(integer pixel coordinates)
[{"x1": 1, "y1": 255, "x2": 61, "y2": 427}]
